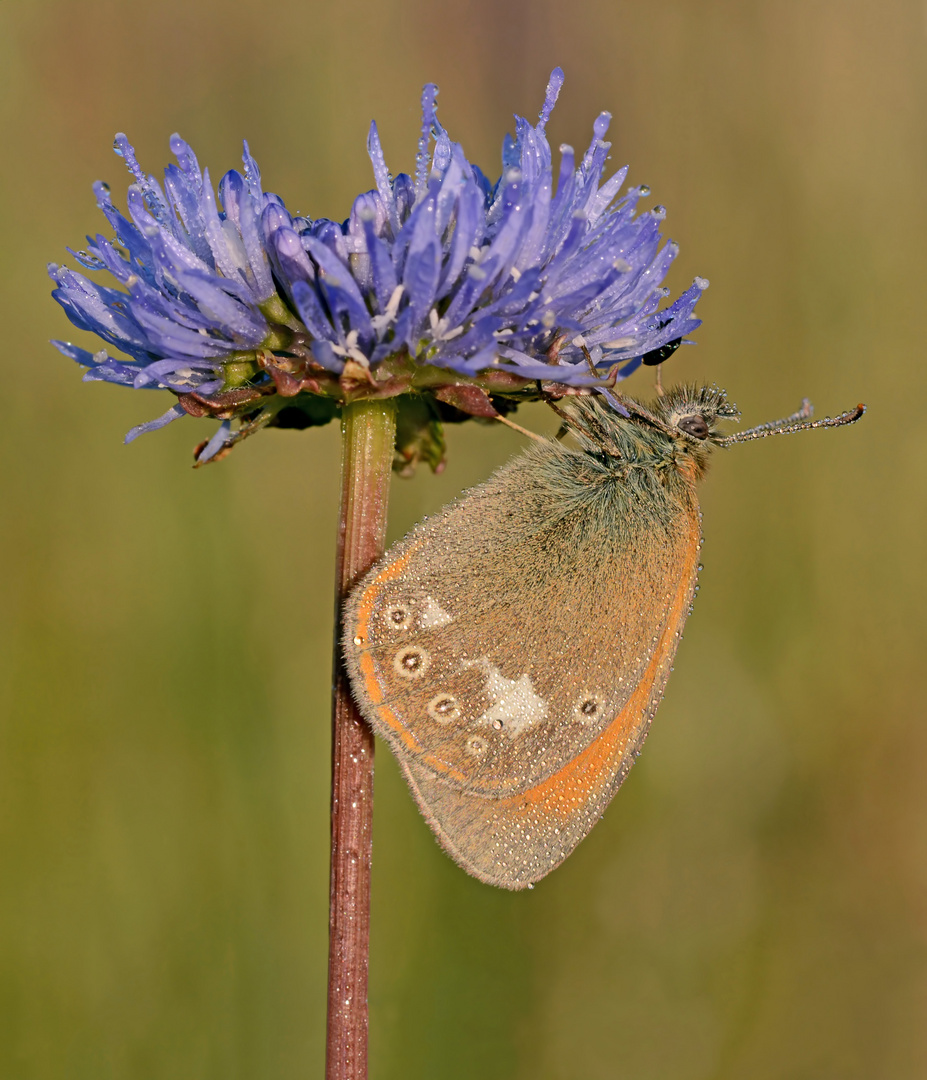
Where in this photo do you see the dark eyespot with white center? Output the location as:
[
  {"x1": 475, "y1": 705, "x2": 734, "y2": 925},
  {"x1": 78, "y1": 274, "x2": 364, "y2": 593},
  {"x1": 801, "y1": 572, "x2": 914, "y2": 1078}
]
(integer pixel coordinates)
[
  {"x1": 393, "y1": 646, "x2": 430, "y2": 679},
  {"x1": 384, "y1": 603, "x2": 413, "y2": 631},
  {"x1": 677, "y1": 414, "x2": 710, "y2": 440},
  {"x1": 574, "y1": 694, "x2": 605, "y2": 723},
  {"x1": 466, "y1": 735, "x2": 488, "y2": 757},
  {"x1": 427, "y1": 694, "x2": 460, "y2": 722}
]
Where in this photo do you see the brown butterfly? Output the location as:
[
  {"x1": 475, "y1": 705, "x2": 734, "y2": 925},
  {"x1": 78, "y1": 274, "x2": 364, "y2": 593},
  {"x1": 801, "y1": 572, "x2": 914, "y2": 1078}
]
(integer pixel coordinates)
[{"x1": 343, "y1": 386, "x2": 864, "y2": 889}]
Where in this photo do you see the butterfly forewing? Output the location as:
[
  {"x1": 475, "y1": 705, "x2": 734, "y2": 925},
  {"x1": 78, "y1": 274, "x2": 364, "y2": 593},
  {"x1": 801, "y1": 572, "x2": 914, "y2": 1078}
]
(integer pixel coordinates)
[{"x1": 344, "y1": 447, "x2": 698, "y2": 802}]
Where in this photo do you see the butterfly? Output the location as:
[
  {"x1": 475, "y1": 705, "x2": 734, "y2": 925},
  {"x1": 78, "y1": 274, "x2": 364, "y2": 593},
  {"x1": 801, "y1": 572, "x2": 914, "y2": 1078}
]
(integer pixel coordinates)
[{"x1": 343, "y1": 386, "x2": 864, "y2": 889}]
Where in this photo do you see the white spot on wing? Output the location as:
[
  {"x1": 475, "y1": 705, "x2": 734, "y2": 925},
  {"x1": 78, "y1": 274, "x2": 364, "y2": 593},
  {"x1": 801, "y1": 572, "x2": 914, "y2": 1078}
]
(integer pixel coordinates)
[
  {"x1": 468, "y1": 658, "x2": 548, "y2": 738},
  {"x1": 420, "y1": 596, "x2": 453, "y2": 628}
]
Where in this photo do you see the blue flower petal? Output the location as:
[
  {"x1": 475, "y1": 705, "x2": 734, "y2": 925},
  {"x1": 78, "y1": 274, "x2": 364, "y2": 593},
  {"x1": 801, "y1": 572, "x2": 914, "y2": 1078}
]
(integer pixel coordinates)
[
  {"x1": 124, "y1": 403, "x2": 187, "y2": 443},
  {"x1": 197, "y1": 420, "x2": 232, "y2": 462}
]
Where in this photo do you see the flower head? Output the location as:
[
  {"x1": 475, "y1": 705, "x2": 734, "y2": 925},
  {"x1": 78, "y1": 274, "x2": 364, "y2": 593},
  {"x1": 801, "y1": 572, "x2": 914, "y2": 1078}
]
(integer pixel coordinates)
[{"x1": 50, "y1": 69, "x2": 707, "y2": 466}]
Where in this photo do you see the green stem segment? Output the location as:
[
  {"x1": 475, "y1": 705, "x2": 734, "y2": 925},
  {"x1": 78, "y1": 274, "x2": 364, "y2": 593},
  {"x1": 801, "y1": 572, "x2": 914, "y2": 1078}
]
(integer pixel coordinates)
[{"x1": 327, "y1": 399, "x2": 397, "y2": 1080}]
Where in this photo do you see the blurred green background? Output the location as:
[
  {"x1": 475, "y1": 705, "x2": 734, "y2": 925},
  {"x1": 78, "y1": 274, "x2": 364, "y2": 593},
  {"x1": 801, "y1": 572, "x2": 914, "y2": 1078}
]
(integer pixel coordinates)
[{"x1": 2, "y1": 0, "x2": 925, "y2": 1076}]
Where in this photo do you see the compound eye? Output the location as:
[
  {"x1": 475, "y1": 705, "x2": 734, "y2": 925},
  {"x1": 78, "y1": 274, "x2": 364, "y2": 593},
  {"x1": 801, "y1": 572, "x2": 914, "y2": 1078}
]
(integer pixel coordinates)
[{"x1": 677, "y1": 414, "x2": 710, "y2": 440}]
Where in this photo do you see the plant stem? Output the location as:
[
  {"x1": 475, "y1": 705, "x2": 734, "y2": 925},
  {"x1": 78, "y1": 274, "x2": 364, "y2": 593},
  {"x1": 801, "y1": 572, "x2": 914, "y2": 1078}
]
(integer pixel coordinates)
[{"x1": 326, "y1": 398, "x2": 397, "y2": 1080}]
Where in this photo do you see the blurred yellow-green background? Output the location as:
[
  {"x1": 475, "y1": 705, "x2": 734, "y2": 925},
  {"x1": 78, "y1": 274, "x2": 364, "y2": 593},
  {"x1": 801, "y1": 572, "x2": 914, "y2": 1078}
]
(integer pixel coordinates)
[{"x1": 3, "y1": 0, "x2": 925, "y2": 1076}]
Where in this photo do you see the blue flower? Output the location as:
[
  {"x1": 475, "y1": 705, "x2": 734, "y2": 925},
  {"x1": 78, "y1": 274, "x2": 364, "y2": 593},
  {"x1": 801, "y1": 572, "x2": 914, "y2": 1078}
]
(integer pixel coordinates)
[
  {"x1": 49, "y1": 69, "x2": 706, "y2": 462},
  {"x1": 265, "y1": 68, "x2": 706, "y2": 385},
  {"x1": 49, "y1": 133, "x2": 295, "y2": 446}
]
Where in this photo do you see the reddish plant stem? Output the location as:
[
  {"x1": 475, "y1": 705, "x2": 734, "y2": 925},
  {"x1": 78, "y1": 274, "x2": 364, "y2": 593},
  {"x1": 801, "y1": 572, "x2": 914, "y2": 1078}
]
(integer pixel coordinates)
[{"x1": 326, "y1": 399, "x2": 397, "y2": 1080}]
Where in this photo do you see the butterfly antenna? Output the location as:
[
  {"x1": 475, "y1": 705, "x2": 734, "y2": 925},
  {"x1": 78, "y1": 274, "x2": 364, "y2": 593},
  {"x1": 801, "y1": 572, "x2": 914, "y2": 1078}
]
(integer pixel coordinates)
[{"x1": 718, "y1": 402, "x2": 865, "y2": 446}]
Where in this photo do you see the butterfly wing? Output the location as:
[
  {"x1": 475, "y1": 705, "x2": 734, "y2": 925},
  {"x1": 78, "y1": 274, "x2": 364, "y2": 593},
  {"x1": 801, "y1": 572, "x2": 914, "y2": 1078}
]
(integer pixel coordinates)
[{"x1": 343, "y1": 442, "x2": 702, "y2": 886}]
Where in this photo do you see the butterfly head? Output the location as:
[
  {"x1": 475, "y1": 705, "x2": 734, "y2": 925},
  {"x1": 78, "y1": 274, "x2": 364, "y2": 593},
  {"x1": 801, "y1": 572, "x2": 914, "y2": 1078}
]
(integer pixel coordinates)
[
  {"x1": 652, "y1": 384, "x2": 740, "y2": 443},
  {"x1": 612, "y1": 383, "x2": 735, "y2": 478}
]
